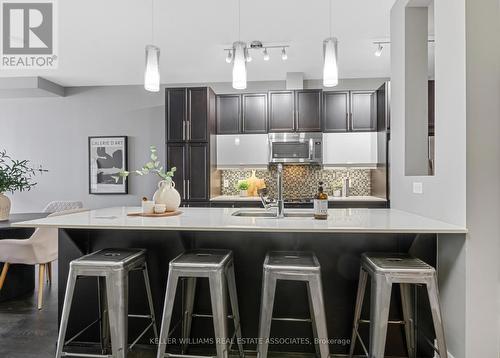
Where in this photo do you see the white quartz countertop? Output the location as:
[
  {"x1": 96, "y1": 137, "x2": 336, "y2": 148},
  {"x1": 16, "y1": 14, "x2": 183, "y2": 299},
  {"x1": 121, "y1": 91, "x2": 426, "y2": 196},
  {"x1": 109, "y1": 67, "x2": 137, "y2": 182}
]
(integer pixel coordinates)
[
  {"x1": 210, "y1": 195, "x2": 387, "y2": 202},
  {"x1": 13, "y1": 207, "x2": 467, "y2": 234}
]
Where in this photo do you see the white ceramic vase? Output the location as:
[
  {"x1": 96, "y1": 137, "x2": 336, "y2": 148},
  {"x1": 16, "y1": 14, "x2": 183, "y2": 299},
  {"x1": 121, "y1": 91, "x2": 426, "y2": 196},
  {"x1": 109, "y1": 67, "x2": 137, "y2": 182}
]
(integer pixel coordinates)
[
  {"x1": 153, "y1": 180, "x2": 181, "y2": 212},
  {"x1": 0, "y1": 193, "x2": 11, "y2": 222}
]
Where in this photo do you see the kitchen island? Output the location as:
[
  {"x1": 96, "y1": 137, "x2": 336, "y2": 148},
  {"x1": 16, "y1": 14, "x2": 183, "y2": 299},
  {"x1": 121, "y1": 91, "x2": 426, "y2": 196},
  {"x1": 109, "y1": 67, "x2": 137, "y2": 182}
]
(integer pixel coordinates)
[{"x1": 15, "y1": 207, "x2": 466, "y2": 357}]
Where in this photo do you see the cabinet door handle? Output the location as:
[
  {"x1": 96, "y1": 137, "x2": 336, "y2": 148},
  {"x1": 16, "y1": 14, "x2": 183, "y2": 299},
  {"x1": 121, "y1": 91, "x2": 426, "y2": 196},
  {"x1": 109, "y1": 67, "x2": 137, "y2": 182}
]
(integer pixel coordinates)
[
  {"x1": 187, "y1": 179, "x2": 190, "y2": 199},
  {"x1": 182, "y1": 121, "x2": 186, "y2": 141},
  {"x1": 183, "y1": 179, "x2": 186, "y2": 200},
  {"x1": 186, "y1": 121, "x2": 190, "y2": 140}
]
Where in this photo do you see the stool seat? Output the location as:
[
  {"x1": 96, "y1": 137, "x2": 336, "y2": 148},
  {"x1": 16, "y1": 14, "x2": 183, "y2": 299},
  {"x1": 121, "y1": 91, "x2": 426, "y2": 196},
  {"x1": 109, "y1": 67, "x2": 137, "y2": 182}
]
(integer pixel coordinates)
[
  {"x1": 264, "y1": 251, "x2": 320, "y2": 272},
  {"x1": 72, "y1": 248, "x2": 146, "y2": 268},
  {"x1": 362, "y1": 252, "x2": 436, "y2": 273},
  {"x1": 170, "y1": 249, "x2": 232, "y2": 269}
]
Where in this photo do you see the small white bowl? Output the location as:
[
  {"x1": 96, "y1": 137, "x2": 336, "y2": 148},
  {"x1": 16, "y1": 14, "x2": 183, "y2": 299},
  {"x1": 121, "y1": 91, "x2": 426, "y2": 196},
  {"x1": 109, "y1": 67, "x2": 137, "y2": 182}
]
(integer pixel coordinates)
[{"x1": 154, "y1": 204, "x2": 167, "y2": 214}]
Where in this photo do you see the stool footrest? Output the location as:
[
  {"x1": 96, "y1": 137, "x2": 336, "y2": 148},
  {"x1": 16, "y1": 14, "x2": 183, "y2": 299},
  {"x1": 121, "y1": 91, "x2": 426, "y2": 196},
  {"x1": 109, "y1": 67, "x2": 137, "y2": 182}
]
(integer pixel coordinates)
[
  {"x1": 61, "y1": 353, "x2": 112, "y2": 358},
  {"x1": 271, "y1": 317, "x2": 312, "y2": 323},
  {"x1": 358, "y1": 319, "x2": 407, "y2": 325}
]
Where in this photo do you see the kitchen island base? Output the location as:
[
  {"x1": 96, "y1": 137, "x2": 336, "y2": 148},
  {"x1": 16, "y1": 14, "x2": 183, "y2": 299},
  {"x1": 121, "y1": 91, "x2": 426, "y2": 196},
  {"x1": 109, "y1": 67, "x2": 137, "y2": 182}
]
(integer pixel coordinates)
[{"x1": 58, "y1": 228, "x2": 439, "y2": 358}]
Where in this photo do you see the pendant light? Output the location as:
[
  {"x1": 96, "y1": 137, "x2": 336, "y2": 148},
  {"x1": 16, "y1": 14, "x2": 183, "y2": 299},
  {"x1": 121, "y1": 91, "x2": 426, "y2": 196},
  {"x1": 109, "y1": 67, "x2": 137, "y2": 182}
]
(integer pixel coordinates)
[
  {"x1": 323, "y1": 0, "x2": 339, "y2": 87},
  {"x1": 144, "y1": 0, "x2": 160, "y2": 92},
  {"x1": 232, "y1": 0, "x2": 247, "y2": 89},
  {"x1": 232, "y1": 41, "x2": 247, "y2": 90}
]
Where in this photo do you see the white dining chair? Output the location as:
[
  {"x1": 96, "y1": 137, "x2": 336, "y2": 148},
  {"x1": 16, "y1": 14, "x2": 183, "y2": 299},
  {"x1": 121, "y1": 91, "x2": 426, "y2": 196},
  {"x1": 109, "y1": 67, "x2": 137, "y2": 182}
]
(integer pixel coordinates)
[
  {"x1": 0, "y1": 208, "x2": 88, "y2": 309},
  {"x1": 43, "y1": 201, "x2": 83, "y2": 213}
]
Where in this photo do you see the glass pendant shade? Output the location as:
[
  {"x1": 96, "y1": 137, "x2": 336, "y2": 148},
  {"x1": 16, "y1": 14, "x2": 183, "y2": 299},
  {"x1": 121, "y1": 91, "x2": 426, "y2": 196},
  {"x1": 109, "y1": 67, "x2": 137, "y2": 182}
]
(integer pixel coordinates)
[
  {"x1": 144, "y1": 45, "x2": 160, "y2": 92},
  {"x1": 232, "y1": 41, "x2": 247, "y2": 90},
  {"x1": 323, "y1": 37, "x2": 339, "y2": 87}
]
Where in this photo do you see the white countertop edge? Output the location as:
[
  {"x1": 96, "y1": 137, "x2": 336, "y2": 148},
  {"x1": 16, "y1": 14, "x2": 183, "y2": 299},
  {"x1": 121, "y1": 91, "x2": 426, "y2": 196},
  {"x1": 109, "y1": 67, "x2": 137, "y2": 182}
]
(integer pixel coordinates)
[{"x1": 12, "y1": 207, "x2": 467, "y2": 234}]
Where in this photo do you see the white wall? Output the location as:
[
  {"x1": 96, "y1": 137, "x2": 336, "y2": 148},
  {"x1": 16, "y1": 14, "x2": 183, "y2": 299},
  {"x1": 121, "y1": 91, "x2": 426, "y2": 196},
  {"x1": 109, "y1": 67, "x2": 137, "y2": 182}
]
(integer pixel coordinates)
[
  {"x1": 391, "y1": 0, "x2": 500, "y2": 357},
  {"x1": 1, "y1": 86, "x2": 165, "y2": 212},
  {"x1": 390, "y1": 0, "x2": 466, "y2": 227}
]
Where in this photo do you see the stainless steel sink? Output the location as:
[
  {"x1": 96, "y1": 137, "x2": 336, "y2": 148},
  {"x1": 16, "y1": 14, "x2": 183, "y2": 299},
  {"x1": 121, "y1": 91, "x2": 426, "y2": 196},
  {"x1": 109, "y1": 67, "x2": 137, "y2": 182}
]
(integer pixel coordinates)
[{"x1": 231, "y1": 210, "x2": 314, "y2": 218}]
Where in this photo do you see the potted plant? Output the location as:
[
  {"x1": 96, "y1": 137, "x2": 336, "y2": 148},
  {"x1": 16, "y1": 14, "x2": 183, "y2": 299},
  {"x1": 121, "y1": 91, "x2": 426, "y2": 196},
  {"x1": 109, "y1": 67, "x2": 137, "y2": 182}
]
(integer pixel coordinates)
[
  {"x1": 237, "y1": 180, "x2": 249, "y2": 197},
  {"x1": 0, "y1": 150, "x2": 44, "y2": 221},
  {"x1": 119, "y1": 146, "x2": 180, "y2": 211}
]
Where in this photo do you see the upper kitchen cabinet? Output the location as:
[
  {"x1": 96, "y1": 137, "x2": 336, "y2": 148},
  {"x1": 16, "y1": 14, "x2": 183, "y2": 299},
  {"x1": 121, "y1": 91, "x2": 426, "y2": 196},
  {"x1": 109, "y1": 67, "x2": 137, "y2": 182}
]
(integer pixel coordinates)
[
  {"x1": 323, "y1": 91, "x2": 350, "y2": 132},
  {"x1": 268, "y1": 91, "x2": 295, "y2": 132},
  {"x1": 323, "y1": 90, "x2": 377, "y2": 132},
  {"x1": 166, "y1": 88, "x2": 186, "y2": 142},
  {"x1": 166, "y1": 87, "x2": 213, "y2": 142},
  {"x1": 295, "y1": 90, "x2": 322, "y2": 132},
  {"x1": 350, "y1": 91, "x2": 377, "y2": 132},
  {"x1": 188, "y1": 87, "x2": 209, "y2": 141},
  {"x1": 216, "y1": 93, "x2": 268, "y2": 134},
  {"x1": 242, "y1": 93, "x2": 267, "y2": 133},
  {"x1": 217, "y1": 94, "x2": 241, "y2": 134}
]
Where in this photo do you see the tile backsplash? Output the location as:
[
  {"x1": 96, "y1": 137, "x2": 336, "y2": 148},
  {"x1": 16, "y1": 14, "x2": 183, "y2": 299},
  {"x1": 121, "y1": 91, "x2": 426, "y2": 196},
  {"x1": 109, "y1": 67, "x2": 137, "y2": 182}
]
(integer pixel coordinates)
[{"x1": 220, "y1": 166, "x2": 371, "y2": 198}]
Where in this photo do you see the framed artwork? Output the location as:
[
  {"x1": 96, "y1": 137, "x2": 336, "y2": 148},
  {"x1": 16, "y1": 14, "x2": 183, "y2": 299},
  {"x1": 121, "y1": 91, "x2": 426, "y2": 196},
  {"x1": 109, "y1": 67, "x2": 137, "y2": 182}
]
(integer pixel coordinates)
[{"x1": 88, "y1": 136, "x2": 128, "y2": 194}]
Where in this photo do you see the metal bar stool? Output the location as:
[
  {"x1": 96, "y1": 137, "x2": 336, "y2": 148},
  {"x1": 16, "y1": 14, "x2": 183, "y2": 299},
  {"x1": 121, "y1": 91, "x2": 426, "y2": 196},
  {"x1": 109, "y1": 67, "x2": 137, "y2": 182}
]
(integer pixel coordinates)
[
  {"x1": 348, "y1": 253, "x2": 447, "y2": 358},
  {"x1": 55, "y1": 248, "x2": 158, "y2": 358},
  {"x1": 156, "y1": 249, "x2": 245, "y2": 358},
  {"x1": 257, "y1": 251, "x2": 330, "y2": 358}
]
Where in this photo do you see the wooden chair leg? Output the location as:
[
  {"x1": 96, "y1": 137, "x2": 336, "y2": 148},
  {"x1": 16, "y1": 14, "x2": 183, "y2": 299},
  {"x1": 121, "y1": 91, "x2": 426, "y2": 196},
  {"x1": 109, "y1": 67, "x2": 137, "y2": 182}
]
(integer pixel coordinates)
[
  {"x1": 38, "y1": 264, "x2": 45, "y2": 310},
  {"x1": 46, "y1": 262, "x2": 52, "y2": 284},
  {"x1": 0, "y1": 263, "x2": 10, "y2": 290}
]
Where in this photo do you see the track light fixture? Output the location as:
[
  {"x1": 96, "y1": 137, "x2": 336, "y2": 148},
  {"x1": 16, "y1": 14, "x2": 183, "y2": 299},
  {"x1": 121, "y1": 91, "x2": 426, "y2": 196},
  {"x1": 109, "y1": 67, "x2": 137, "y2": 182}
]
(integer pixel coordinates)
[
  {"x1": 281, "y1": 47, "x2": 288, "y2": 61},
  {"x1": 225, "y1": 50, "x2": 233, "y2": 63},
  {"x1": 374, "y1": 43, "x2": 383, "y2": 57}
]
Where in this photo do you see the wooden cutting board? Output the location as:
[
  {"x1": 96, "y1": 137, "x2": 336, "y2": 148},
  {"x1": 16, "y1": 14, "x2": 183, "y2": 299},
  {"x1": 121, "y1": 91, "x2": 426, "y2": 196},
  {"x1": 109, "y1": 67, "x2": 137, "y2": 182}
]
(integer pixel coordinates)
[
  {"x1": 127, "y1": 211, "x2": 182, "y2": 217},
  {"x1": 246, "y1": 170, "x2": 266, "y2": 196}
]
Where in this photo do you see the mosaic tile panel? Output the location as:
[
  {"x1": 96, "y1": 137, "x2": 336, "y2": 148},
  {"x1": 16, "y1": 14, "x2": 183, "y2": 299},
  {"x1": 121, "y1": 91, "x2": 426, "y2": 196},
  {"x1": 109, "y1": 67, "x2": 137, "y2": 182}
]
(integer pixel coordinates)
[{"x1": 221, "y1": 166, "x2": 371, "y2": 198}]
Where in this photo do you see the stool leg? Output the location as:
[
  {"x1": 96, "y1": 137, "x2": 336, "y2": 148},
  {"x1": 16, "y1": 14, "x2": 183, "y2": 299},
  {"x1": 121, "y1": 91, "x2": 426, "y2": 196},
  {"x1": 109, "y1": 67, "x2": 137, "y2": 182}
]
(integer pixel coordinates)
[
  {"x1": 307, "y1": 274, "x2": 330, "y2": 358},
  {"x1": 369, "y1": 275, "x2": 392, "y2": 358},
  {"x1": 226, "y1": 262, "x2": 245, "y2": 357},
  {"x1": 256, "y1": 269, "x2": 277, "y2": 358},
  {"x1": 349, "y1": 268, "x2": 368, "y2": 358},
  {"x1": 209, "y1": 270, "x2": 229, "y2": 358},
  {"x1": 55, "y1": 268, "x2": 77, "y2": 358},
  {"x1": 98, "y1": 276, "x2": 111, "y2": 354},
  {"x1": 426, "y1": 275, "x2": 448, "y2": 358},
  {"x1": 181, "y1": 277, "x2": 197, "y2": 354},
  {"x1": 106, "y1": 271, "x2": 129, "y2": 358},
  {"x1": 156, "y1": 269, "x2": 179, "y2": 358},
  {"x1": 400, "y1": 283, "x2": 416, "y2": 358},
  {"x1": 143, "y1": 263, "x2": 159, "y2": 340}
]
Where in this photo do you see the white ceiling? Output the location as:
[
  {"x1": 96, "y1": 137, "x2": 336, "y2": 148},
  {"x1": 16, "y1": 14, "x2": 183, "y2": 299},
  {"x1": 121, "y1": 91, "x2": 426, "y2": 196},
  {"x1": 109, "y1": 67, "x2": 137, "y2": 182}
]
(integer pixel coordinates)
[{"x1": 0, "y1": 0, "x2": 397, "y2": 87}]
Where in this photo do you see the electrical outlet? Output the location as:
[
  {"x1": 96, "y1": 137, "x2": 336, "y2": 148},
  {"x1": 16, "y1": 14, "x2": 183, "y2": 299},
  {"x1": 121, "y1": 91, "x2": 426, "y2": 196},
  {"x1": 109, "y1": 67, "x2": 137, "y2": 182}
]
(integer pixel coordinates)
[
  {"x1": 223, "y1": 179, "x2": 229, "y2": 188},
  {"x1": 413, "y1": 182, "x2": 423, "y2": 194}
]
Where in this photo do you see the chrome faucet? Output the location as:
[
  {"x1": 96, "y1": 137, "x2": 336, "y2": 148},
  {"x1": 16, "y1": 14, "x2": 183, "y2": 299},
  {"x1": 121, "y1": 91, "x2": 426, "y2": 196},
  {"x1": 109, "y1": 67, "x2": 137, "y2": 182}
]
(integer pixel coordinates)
[{"x1": 258, "y1": 163, "x2": 285, "y2": 218}]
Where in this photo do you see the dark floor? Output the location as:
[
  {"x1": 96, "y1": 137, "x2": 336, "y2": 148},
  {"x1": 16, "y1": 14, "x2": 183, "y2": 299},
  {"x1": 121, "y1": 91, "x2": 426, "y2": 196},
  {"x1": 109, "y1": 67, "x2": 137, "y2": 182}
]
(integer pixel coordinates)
[{"x1": 0, "y1": 264, "x2": 58, "y2": 358}]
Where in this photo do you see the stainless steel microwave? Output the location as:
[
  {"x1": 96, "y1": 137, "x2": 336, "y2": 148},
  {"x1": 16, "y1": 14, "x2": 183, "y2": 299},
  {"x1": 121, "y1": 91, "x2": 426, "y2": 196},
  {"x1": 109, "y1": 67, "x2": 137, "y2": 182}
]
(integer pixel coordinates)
[{"x1": 268, "y1": 132, "x2": 323, "y2": 164}]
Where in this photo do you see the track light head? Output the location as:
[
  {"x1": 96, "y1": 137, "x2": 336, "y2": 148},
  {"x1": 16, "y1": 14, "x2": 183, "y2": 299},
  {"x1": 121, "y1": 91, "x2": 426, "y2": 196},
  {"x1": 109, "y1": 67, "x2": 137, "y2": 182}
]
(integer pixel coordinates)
[
  {"x1": 374, "y1": 44, "x2": 383, "y2": 57},
  {"x1": 263, "y1": 48, "x2": 270, "y2": 61},
  {"x1": 281, "y1": 47, "x2": 288, "y2": 61},
  {"x1": 225, "y1": 50, "x2": 233, "y2": 63}
]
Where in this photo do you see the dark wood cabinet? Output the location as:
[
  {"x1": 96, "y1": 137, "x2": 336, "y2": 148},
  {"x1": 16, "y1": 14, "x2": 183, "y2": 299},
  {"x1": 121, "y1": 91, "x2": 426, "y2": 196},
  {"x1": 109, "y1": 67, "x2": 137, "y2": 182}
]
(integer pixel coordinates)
[
  {"x1": 216, "y1": 93, "x2": 268, "y2": 134},
  {"x1": 166, "y1": 87, "x2": 215, "y2": 204},
  {"x1": 323, "y1": 90, "x2": 376, "y2": 132},
  {"x1": 324, "y1": 91, "x2": 349, "y2": 132},
  {"x1": 216, "y1": 94, "x2": 241, "y2": 134},
  {"x1": 242, "y1": 93, "x2": 267, "y2": 133},
  {"x1": 268, "y1": 91, "x2": 295, "y2": 132},
  {"x1": 188, "y1": 88, "x2": 208, "y2": 141},
  {"x1": 166, "y1": 88, "x2": 186, "y2": 142},
  {"x1": 187, "y1": 143, "x2": 208, "y2": 201},
  {"x1": 351, "y1": 91, "x2": 377, "y2": 132},
  {"x1": 166, "y1": 143, "x2": 187, "y2": 200},
  {"x1": 295, "y1": 90, "x2": 322, "y2": 131}
]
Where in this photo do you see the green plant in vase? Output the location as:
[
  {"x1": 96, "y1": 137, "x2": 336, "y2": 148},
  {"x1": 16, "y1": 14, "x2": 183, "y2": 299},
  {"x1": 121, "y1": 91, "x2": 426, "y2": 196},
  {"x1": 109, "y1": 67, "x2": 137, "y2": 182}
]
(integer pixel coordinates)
[
  {"x1": 119, "y1": 146, "x2": 180, "y2": 211},
  {"x1": 237, "y1": 180, "x2": 249, "y2": 197},
  {"x1": 0, "y1": 150, "x2": 46, "y2": 221}
]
